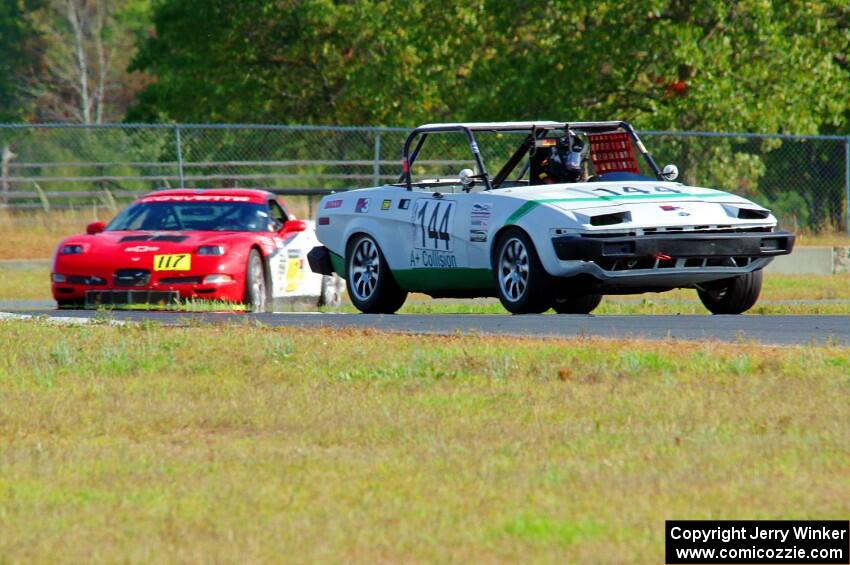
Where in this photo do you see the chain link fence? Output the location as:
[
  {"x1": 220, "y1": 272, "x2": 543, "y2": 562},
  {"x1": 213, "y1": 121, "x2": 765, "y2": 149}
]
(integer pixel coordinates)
[{"x1": 1, "y1": 123, "x2": 848, "y2": 232}]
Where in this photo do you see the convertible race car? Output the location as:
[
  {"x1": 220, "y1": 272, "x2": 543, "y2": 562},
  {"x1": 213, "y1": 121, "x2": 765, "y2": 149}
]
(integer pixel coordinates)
[
  {"x1": 309, "y1": 121, "x2": 794, "y2": 314},
  {"x1": 52, "y1": 188, "x2": 343, "y2": 311}
]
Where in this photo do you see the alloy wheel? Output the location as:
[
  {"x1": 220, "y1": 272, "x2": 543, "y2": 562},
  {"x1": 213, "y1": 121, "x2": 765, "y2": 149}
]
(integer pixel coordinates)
[
  {"x1": 349, "y1": 237, "x2": 380, "y2": 302},
  {"x1": 498, "y1": 237, "x2": 529, "y2": 302}
]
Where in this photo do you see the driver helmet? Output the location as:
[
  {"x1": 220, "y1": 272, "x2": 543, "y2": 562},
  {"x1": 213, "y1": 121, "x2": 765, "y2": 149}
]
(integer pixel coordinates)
[{"x1": 539, "y1": 131, "x2": 585, "y2": 183}]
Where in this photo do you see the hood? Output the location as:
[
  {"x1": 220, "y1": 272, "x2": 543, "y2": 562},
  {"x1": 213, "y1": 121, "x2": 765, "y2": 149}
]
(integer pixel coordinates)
[
  {"x1": 56, "y1": 230, "x2": 245, "y2": 255},
  {"x1": 497, "y1": 181, "x2": 758, "y2": 210}
]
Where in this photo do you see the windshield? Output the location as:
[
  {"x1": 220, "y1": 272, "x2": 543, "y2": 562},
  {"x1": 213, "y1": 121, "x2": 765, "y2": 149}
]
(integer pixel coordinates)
[{"x1": 106, "y1": 201, "x2": 271, "y2": 232}]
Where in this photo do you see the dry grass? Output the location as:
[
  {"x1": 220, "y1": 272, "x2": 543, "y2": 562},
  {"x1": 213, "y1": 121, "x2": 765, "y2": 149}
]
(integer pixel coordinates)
[
  {"x1": 0, "y1": 321, "x2": 848, "y2": 563},
  {"x1": 0, "y1": 198, "x2": 318, "y2": 261},
  {"x1": 793, "y1": 231, "x2": 850, "y2": 247},
  {"x1": 0, "y1": 209, "x2": 847, "y2": 261},
  {"x1": 0, "y1": 209, "x2": 115, "y2": 260}
]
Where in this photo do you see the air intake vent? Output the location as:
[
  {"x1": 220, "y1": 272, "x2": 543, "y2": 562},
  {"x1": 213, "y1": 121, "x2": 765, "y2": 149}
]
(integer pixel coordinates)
[
  {"x1": 737, "y1": 208, "x2": 770, "y2": 220},
  {"x1": 114, "y1": 269, "x2": 151, "y2": 287},
  {"x1": 151, "y1": 235, "x2": 188, "y2": 243},
  {"x1": 590, "y1": 211, "x2": 631, "y2": 226},
  {"x1": 119, "y1": 235, "x2": 152, "y2": 242}
]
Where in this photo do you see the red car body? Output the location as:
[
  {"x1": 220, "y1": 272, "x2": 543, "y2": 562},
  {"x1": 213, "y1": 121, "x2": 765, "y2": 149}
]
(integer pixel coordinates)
[{"x1": 51, "y1": 188, "x2": 307, "y2": 308}]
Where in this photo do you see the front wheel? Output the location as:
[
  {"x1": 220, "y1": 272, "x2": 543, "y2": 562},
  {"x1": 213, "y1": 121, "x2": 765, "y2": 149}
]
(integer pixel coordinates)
[
  {"x1": 346, "y1": 234, "x2": 407, "y2": 314},
  {"x1": 552, "y1": 293, "x2": 603, "y2": 314},
  {"x1": 697, "y1": 270, "x2": 763, "y2": 315},
  {"x1": 494, "y1": 228, "x2": 552, "y2": 314},
  {"x1": 243, "y1": 249, "x2": 269, "y2": 312}
]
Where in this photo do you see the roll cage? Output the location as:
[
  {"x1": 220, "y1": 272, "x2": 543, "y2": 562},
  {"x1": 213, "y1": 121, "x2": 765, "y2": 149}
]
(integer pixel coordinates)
[{"x1": 399, "y1": 121, "x2": 662, "y2": 191}]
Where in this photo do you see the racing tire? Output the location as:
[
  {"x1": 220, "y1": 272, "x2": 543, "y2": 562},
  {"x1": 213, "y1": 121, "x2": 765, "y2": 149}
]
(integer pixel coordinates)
[
  {"x1": 552, "y1": 293, "x2": 603, "y2": 314},
  {"x1": 697, "y1": 269, "x2": 763, "y2": 315},
  {"x1": 494, "y1": 228, "x2": 552, "y2": 314},
  {"x1": 243, "y1": 249, "x2": 270, "y2": 313},
  {"x1": 345, "y1": 234, "x2": 407, "y2": 314},
  {"x1": 56, "y1": 298, "x2": 84, "y2": 309}
]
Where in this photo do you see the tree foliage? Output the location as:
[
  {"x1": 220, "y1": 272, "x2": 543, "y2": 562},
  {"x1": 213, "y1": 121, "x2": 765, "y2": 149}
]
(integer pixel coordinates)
[
  {"x1": 25, "y1": 0, "x2": 152, "y2": 123},
  {"x1": 127, "y1": 0, "x2": 849, "y2": 133},
  {"x1": 0, "y1": 0, "x2": 44, "y2": 121}
]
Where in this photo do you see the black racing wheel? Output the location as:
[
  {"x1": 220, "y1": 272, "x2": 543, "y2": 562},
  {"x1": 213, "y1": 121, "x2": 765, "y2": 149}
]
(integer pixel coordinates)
[
  {"x1": 345, "y1": 234, "x2": 407, "y2": 314},
  {"x1": 697, "y1": 270, "x2": 763, "y2": 315},
  {"x1": 493, "y1": 228, "x2": 552, "y2": 314}
]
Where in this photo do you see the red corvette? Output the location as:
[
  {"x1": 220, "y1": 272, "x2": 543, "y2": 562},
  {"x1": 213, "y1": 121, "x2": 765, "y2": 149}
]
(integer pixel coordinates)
[{"x1": 51, "y1": 188, "x2": 336, "y2": 311}]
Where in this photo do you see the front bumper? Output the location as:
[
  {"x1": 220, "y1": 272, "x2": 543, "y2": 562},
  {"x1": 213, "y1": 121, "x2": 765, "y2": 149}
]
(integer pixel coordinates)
[
  {"x1": 51, "y1": 272, "x2": 242, "y2": 305},
  {"x1": 548, "y1": 230, "x2": 795, "y2": 290},
  {"x1": 552, "y1": 230, "x2": 795, "y2": 263}
]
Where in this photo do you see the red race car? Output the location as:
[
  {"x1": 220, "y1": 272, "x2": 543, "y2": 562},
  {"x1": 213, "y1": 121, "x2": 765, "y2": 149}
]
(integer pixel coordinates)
[{"x1": 51, "y1": 188, "x2": 340, "y2": 311}]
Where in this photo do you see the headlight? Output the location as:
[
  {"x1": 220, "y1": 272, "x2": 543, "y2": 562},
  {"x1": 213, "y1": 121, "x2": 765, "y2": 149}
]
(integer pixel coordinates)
[
  {"x1": 60, "y1": 244, "x2": 84, "y2": 255},
  {"x1": 51, "y1": 274, "x2": 106, "y2": 285},
  {"x1": 196, "y1": 245, "x2": 225, "y2": 256},
  {"x1": 203, "y1": 274, "x2": 233, "y2": 284}
]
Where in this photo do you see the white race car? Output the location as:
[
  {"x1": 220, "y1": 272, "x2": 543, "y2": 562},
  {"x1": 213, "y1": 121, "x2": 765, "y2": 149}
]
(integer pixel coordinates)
[{"x1": 309, "y1": 121, "x2": 794, "y2": 314}]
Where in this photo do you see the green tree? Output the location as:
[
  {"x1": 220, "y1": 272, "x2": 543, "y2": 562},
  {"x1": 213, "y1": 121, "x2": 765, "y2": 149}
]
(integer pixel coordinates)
[
  {"x1": 0, "y1": 0, "x2": 43, "y2": 122},
  {"x1": 24, "y1": 0, "x2": 152, "y2": 123},
  {"x1": 128, "y1": 0, "x2": 849, "y2": 133},
  {"x1": 127, "y1": 0, "x2": 491, "y2": 125}
]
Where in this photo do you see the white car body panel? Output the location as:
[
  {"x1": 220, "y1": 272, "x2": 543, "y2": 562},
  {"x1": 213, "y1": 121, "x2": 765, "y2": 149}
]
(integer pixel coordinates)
[
  {"x1": 268, "y1": 220, "x2": 326, "y2": 299},
  {"x1": 315, "y1": 179, "x2": 784, "y2": 293}
]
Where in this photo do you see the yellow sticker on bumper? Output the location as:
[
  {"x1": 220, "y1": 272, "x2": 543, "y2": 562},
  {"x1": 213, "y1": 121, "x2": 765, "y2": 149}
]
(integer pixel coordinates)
[{"x1": 153, "y1": 253, "x2": 191, "y2": 271}]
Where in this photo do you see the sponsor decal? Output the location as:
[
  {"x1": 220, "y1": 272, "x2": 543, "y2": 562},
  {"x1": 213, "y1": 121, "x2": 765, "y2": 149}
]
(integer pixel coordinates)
[
  {"x1": 398, "y1": 199, "x2": 410, "y2": 210},
  {"x1": 470, "y1": 202, "x2": 492, "y2": 228},
  {"x1": 141, "y1": 195, "x2": 251, "y2": 203},
  {"x1": 409, "y1": 249, "x2": 457, "y2": 268},
  {"x1": 469, "y1": 229, "x2": 487, "y2": 243},
  {"x1": 381, "y1": 199, "x2": 392, "y2": 210},
  {"x1": 324, "y1": 199, "x2": 343, "y2": 209},
  {"x1": 153, "y1": 253, "x2": 191, "y2": 271},
  {"x1": 355, "y1": 198, "x2": 370, "y2": 213},
  {"x1": 660, "y1": 204, "x2": 691, "y2": 216},
  {"x1": 124, "y1": 245, "x2": 159, "y2": 253},
  {"x1": 471, "y1": 202, "x2": 493, "y2": 214}
]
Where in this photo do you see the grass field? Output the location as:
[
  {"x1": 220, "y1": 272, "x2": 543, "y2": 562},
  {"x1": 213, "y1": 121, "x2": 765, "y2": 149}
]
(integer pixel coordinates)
[
  {"x1": 3, "y1": 268, "x2": 850, "y2": 315},
  {"x1": 0, "y1": 320, "x2": 848, "y2": 562}
]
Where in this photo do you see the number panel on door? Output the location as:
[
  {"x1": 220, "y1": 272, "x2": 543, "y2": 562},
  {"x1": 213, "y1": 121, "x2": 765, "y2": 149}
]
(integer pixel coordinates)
[{"x1": 412, "y1": 199, "x2": 455, "y2": 252}]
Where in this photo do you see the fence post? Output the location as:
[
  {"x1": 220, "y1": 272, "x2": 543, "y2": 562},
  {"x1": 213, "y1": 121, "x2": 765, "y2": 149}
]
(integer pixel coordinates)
[
  {"x1": 845, "y1": 136, "x2": 850, "y2": 234},
  {"x1": 373, "y1": 131, "x2": 382, "y2": 187},
  {"x1": 175, "y1": 125, "x2": 185, "y2": 188},
  {"x1": 1, "y1": 145, "x2": 16, "y2": 205}
]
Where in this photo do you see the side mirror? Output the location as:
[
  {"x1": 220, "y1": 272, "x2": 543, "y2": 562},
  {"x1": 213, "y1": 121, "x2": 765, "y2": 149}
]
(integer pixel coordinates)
[
  {"x1": 86, "y1": 221, "x2": 105, "y2": 234},
  {"x1": 280, "y1": 219, "x2": 307, "y2": 236},
  {"x1": 661, "y1": 164, "x2": 679, "y2": 181},
  {"x1": 459, "y1": 168, "x2": 476, "y2": 189}
]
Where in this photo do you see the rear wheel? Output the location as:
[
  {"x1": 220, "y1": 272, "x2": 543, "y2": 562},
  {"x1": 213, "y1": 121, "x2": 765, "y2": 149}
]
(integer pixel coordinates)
[
  {"x1": 552, "y1": 293, "x2": 603, "y2": 314},
  {"x1": 697, "y1": 270, "x2": 762, "y2": 315},
  {"x1": 243, "y1": 249, "x2": 269, "y2": 312},
  {"x1": 494, "y1": 228, "x2": 551, "y2": 314},
  {"x1": 346, "y1": 234, "x2": 407, "y2": 314}
]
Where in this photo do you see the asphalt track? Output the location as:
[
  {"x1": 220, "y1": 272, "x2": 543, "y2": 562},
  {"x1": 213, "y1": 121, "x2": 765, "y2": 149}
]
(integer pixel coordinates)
[{"x1": 8, "y1": 309, "x2": 850, "y2": 345}]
